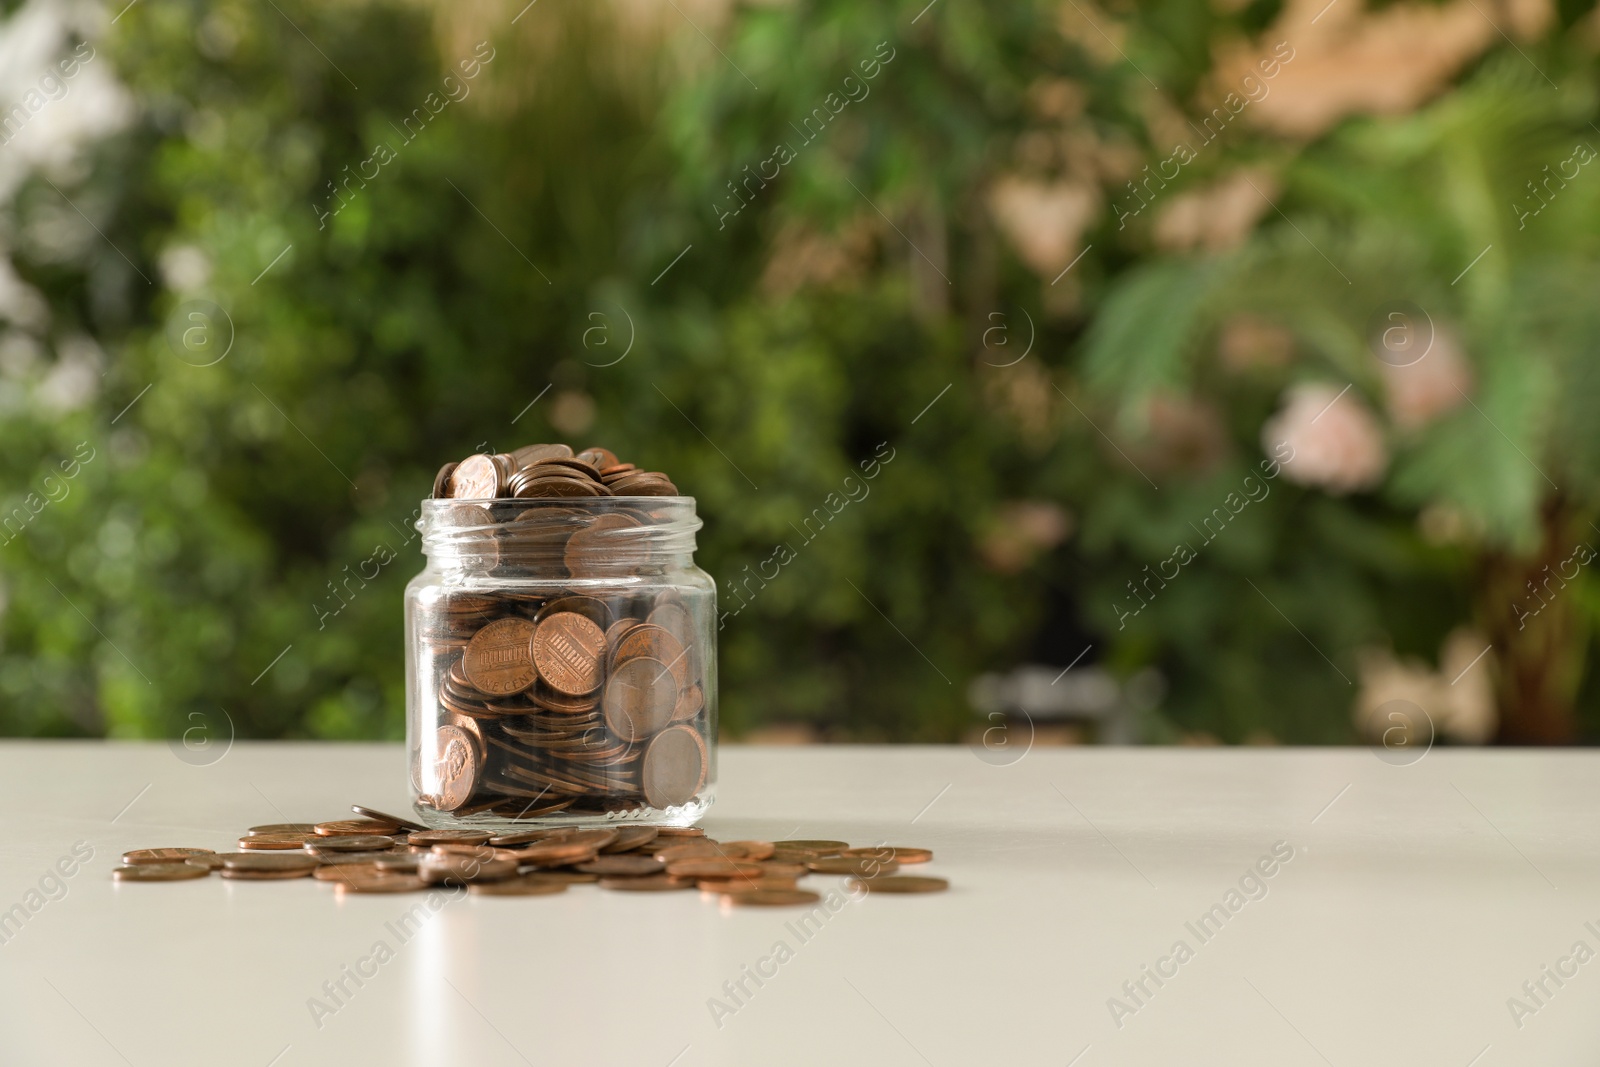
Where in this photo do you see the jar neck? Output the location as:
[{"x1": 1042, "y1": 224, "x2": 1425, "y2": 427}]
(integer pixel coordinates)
[{"x1": 417, "y1": 497, "x2": 700, "y2": 580}]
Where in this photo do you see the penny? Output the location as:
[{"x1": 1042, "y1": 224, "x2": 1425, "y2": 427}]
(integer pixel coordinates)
[
  {"x1": 419, "y1": 849, "x2": 518, "y2": 884},
  {"x1": 698, "y1": 877, "x2": 799, "y2": 895},
  {"x1": 551, "y1": 828, "x2": 620, "y2": 851},
  {"x1": 221, "y1": 852, "x2": 318, "y2": 871},
  {"x1": 721, "y1": 888, "x2": 822, "y2": 907},
  {"x1": 808, "y1": 857, "x2": 900, "y2": 876},
  {"x1": 722, "y1": 841, "x2": 776, "y2": 861},
  {"x1": 470, "y1": 876, "x2": 569, "y2": 897},
  {"x1": 305, "y1": 850, "x2": 404, "y2": 866},
  {"x1": 611, "y1": 625, "x2": 689, "y2": 688},
  {"x1": 846, "y1": 875, "x2": 950, "y2": 894},
  {"x1": 221, "y1": 867, "x2": 314, "y2": 880},
  {"x1": 769, "y1": 849, "x2": 822, "y2": 865},
  {"x1": 184, "y1": 855, "x2": 227, "y2": 870},
  {"x1": 432, "y1": 725, "x2": 480, "y2": 812},
  {"x1": 531, "y1": 613, "x2": 606, "y2": 696},
  {"x1": 654, "y1": 842, "x2": 721, "y2": 862},
  {"x1": 336, "y1": 875, "x2": 431, "y2": 894},
  {"x1": 351, "y1": 806, "x2": 429, "y2": 832},
  {"x1": 315, "y1": 819, "x2": 398, "y2": 837},
  {"x1": 313, "y1": 864, "x2": 385, "y2": 882},
  {"x1": 510, "y1": 442, "x2": 575, "y2": 468},
  {"x1": 512, "y1": 840, "x2": 598, "y2": 867},
  {"x1": 432, "y1": 462, "x2": 458, "y2": 498},
  {"x1": 665, "y1": 859, "x2": 765, "y2": 879},
  {"x1": 670, "y1": 684, "x2": 704, "y2": 724},
  {"x1": 409, "y1": 828, "x2": 493, "y2": 847},
  {"x1": 575, "y1": 855, "x2": 663, "y2": 877},
  {"x1": 656, "y1": 826, "x2": 706, "y2": 838},
  {"x1": 487, "y1": 829, "x2": 560, "y2": 847},
  {"x1": 524, "y1": 869, "x2": 599, "y2": 885},
  {"x1": 598, "y1": 874, "x2": 694, "y2": 891},
  {"x1": 122, "y1": 848, "x2": 214, "y2": 865},
  {"x1": 306, "y1": 835, "x2": 395, "y2": 852},
  {"x1": 247, "y1": 824, "x2": 316, "y2": 836},
  {"x1": 601, "y1": 826, "x2": 659, "y2": 853},
  {"x1": 237, "y1": 833, "x2": 317, "y2": 850},
  {"x1": 641, "y1": 724, "x2": 707, "y2": 807},
  {"x1": 758, "y1": 862, "x2": 810, "y2": 879},
  {"x1": 776, "y1": 840, "x2": 848, "y2": 854},
  {"x1": 603, "y1": 657, "x2": 678, "y2": 743},
  {"x1": 575, "y1": 446, "x2": 618, "y2": 469},
  {"x1": 841, "y1": 846, "x2": 933, "y2": 864},
  {"x1": 463, "y1": 617, "x2": 538, "y2": 696},
  {"x1": 113, "y1": 863, "x2": 210, "y2": 882},
  {"x1": 447, "y1": 453, "x2": 501, "y2": 499}
]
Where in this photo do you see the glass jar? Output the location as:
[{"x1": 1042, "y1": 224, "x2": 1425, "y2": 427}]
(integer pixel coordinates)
[{"x1": 404, "y1": 496, "x2": 716, "y2": 828}]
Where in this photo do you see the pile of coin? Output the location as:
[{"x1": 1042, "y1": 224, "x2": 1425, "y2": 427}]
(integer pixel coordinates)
[
  {"x1": 112, "y1": 806, "x2": 950, "y2": 904},
  {"x1": 414, "y1": 441, "x2": 707, "y2": 820},
  {"x1": 434, "y1": 443, "x2": 678, "y2": 501}
]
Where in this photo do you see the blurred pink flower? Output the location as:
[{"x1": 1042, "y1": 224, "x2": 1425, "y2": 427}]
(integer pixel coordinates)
[
  {"x1": 1377, "y1": 325, "x2": 1473, "y2": 430},
  {"x1": 1261, "y1": 383, "x2": 1387, "y2": 493}
]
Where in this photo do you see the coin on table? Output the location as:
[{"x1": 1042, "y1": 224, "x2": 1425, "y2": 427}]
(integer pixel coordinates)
[
  {"x1": 842, "y1": 846, "x2": 934, "y2": 864},
  {"x1": 551, "y1": 828, "x2": 619, "y2": 851},
  {"x1": 699, "y1": 877, "x2": 799, "y2": 895},
  {"x1": 666, "y1": 859, "x2": 765, "y2": 879},
  {"x1": 184, "y1": 855, "x2": 227, "y2": 870},
  {"x1": 487, "y1": 828, "x2": 559, "y2": 847},
  {"x1": 776, "y1": 840, "x2": 848, "y2": 853},
  {"x1": 306, "y1": 851, "x2": 404, "y2": 867},
  {"x1": 756, "y1": 862, "x2": 809, "y2": 880},
  {"x1": 463, "y1": 617, "x2": 539, "y2": 695},
  {"x1": 237, "y1": 833, "x2": 317, "y2": 850},
  {"x1": 409, "y1": 828, "x2": 493, "y2": 847},
  {"x1": 601, "y1": 826, "x2": 659, "y2": 853},
  {"x1": 420, "y1": 850, "x2": 517, "y2": 884},
  {"x1": 315, "y1": 818, "x2": 398, "y2": 837},
  {"x1": 721, "y1": 841, "x2": 776, "y2": 861},
  {"x1": 222, "y1": 867, "x2": 314, "y2": 880},
  {"x1": 655, "y1": 826, "x2": 705, "y2": 838},
  {"x1": 431, "y1": 725, "x2": 480, "y2": 813},
  {"x1": 721, "y1": 888, "x2": 822, "y2": 907},
  {"x1": 598, "y1": 874, "x2": 694, "y2": 891},
  {"x1": 768, "y1": 848, "x2": 823, "y2": 864},
  {"x1": 641, "y1": 724, "x2": 707, "y2": 807},
  {"x1": 847, "y1": 875, "x2": 950, "y2": 894},
  {"x1": 122, "y1": 848, "x2": 214, "y2": 865},
  {"x1": 651, "y1": 842, "x2": 719, "y2": 863},
  {"x1": 220, "y1": 852, "x2": 318, "y2": 872},
  {"x1": 575, "y1": 855, "x2": 663, "y2": 877},
  {"x1": 512, "y1": 840, "x2": 599, "y2": 867},
  {"x1": 336, "y1": 875, "x2": 431, "y2": 894},
  {"x1": 247, "y1": 823, "x2": 317, "y2": 836},
  {"x1": 531, "y1": 612, "x2": 606, "y2": 696},
  {"x1": 525, "y1": 870, "x2": 599, "y2": 885},
  {"x1": 446, "y1": 453, "x2": 501, "y2": 499},
  {"x1": 306, "y1": 835, "x2": 396, "y2": 853},
  {"x1": 313, "y1": 863, "x2": 385, "y2": 883},
  {"x1": 469, "y1": 875, "x2": 569, "y2": 897},
  {"x1": 351, "y1": 806, "x2": 428, "y2": 832},
  {"x1": 113, "y1": 863, "x2": 210, "y2": 882},
  {"x1": 808, "y1": 857, "x2": 900, "y2": 876}
]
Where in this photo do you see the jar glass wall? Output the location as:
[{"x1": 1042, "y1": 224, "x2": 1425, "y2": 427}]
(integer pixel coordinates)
[{"x1": 405, "y1": 497, "x2": 716, "y2": 827}]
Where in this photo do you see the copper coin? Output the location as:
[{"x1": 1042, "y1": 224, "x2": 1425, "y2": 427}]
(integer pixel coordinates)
[
  {"x1": 564, "y1": 513, "x2": 641, "y2": 574},
  {"x1": 653, "y1": 842, "x2": 721, "y2": 862},
  {"x1": 670, "y1": 684, "x2": 704, "y2": 724},
  {"x1": 336, "y1": 875, "x2": 431, "y2": 894},
  {"x1": 237, "y1": 833, "x2": 316, "y2": 850},
  {"x1": 432, "y1": 462, "x2": 458, "y2": 498},
  {"x1": 488, "y1": 829, "x2": 561, "y2": 847},
  {"x1": 432, "y1": 725, "x2": 480, "y2": 812},
  {"x1": 351, "y1": 806, "x2": 428, "y2": 832},
  {"x1": 122, "y1": 848, "x2": 214, "y2": 865},
  {"x1": 575, "y1": 855, "x2": 663, "y2": 877},
  {"x1": 551, "y1": 828, "x2": 621, "y2": 851},
  {"x1": 656, "y1": 826, "x2": 705, "y2": 838},
  {"x1": 602, "y1": 826, "x2": 660, "y2": 853},
  {"x1": 769, "y1": 848, "x2": 823, "y2": 865},
  {"x1": 512, "y1": 840, "x2": 599, "y2": 866},
  {"x1": 842, "y1": 846, "x2": 934, "y2": 864},
  {"x1": 525, "y1": 869, "x2": 599, "y2": 885},
  {"x1": 409, "y1": 828, "x2": 493, "y2": 847},
  {"x1": 463, "y1": 617, "x2": 538, "y2": 695},
  {"x1": 306, "y1": 835, "x2": 395, "y2": 853},
  {"x1": 246, "y1": 824, "x2": 316, "y2": 836},
  {"x1": 420, "y1": 850, "x2": 517, "y2": 884},
  {"x1": 611, "y1": 625, "x2": 689, "y2": 687},
  {"x1": 221, "y1": 852, "x2": 318, "y2": 871},
  {"x1": 470, "y1": 876, "x2": 569, "y2": 897},
  {"x1": 531, "y1": 613, "x2": 606, "y2": 696},
  {"x1": 776, "y1": 840, "x2": 847, "y2": 854},
  {"x1": 599, "y1": 874, "x2": 694, "y2": 891},
  {"x1": 510, "y1": 442, "x2": 574, "y2": 467},
  {"x1": 575, "y1": 446, "x2": 619, "y2": 469},
  {"x1": 447, "y1": 453, "x2": 501, "y2": 499},
  {"x1": 699, "y1": 877, "x2": 800, "y2": 895},
  {"x1": 603, "y1": 658, "x2": 678, "y2": 744},
  {"x1": 604, "y1": 618, "x2": 639, "y2": 648},
  {"x1": 313, "y1": 863, "x2": 384, "y2": 882},
  {"x1": 808, "y1": 857, "x2": 900, "y2": 876},
  {"x1": 184, "y1": 855, "x2": 227, "y2": 871},
  {"x1": 221, "y1": 867, "x2": 314, "y2": 880},
  {"x1": 722, "y1": 889, "x2": 822, "y2": 907},
  {"x1": 372, "y1": 854, "x2": 422, "y2": 872},
  {"x1": 666, "y1": 859, "x2": 764, "y2": 879},
  {"x1": 722, "y1": 841, "x2": 776, "y2": 861},
  {"x1": 307, "y1": 851, "x2": 406, "y2": 867},
  {"x1": 758, "y1": 862, "x2": 810, "y2": 879},
  {"x1": 847, "y1": 875, "x2": 950, "y2": 894},
  {"x1": 315, "y1": 818, "x2": 398, "y2": 837},
  {"x1": 641, "y1": 724, "x2": 707, "y2": 808},
  {"x1": 113, "y1": 863, "x2": 210, "y2": 882}
]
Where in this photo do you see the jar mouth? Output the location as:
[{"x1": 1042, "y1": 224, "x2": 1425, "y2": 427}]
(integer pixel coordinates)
[{"x1": 417, "y1": 496, "x2": 700, "y2": 573}]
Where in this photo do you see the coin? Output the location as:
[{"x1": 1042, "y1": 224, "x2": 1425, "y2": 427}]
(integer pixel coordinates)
[
  {"x1": 487, "y1": 829, "x2": 560, "y2": 847},
  {"x1": 335, "y1": 875, "x2": 431, "y2": 894},
  {"x1": 432, "y1": 725, "x2": 480, "y2": 812},
  {"x1": 611, "y1": 624, "x2": 689, "y2": 688},
  {"x1": 721, "y1": 889, "x2": 822, "y2": 907},
  {"x1": 469, "y1": 876, "x2": 569, "y2": 897},
  {"x1": 432, "y1": 462, "x2": 458, "y2": 498},
  {"x1": 511, "y1": 840, "x2": 599, "y2": 867},
  {"x1": 666, "y1": 859, "x2": 765, "y2": 879},
  {"x1": 221, "y1": 867, "x2": 314, "y2": 880},
  {"x1": 222, "y1": 852, "x2": 318, "y2": 871},
  {"x1": 525, "y1": 869, "x2": 599, "y2": 885},
  {"x1": 575, "y1": 447, "x2": 618, "y2": 469},
  {"x1": 113, "y1": 863, "x2": 210, "y2": 882},
  {"x1": 315, "y1": 818, "x2": 398, "y2": 837},
  {"x1": 531, "y1": 613, "x2": 606, "y2": 696},
  {"x1": 184, "y1": 855, "x2": 227, "y2": 870},
  {"x1": 808, "y1": 857, "x2": 900, "y2": 876},
  {"x1": 463, "y1": 617, "x2": 538, "y2": 695},
  {"x1": 641, "y1": 724, "x2": 707, "y2": 808},
  {"x1": 598, "y1": 874, "x2": 694, "y2": 891},
  {"x1": 237, "y1": 833, "x2": 317, "y2": 850},
  {"x1": 841, "y1": 846, "x2": 933, "y2": 864},
  {"x1": 247, "y1": 824, "x2": 316, "y2": 836},
  {"x1": 604, "y1": 658, "x2": 678, "y2": 744},
  {"x1": 776, "y1": 840, "x2": 848, "y2": 854},
  {"x1": 419, "y1": 850, "x2": 518, "y2": 884},
  {"x1": 121, "y1": 848, "x2": 214, "y2": 865},
  {"x1": 313, "y1": 864, "x2": 385, "y2": 882},
  {"x1": 698, "y1": 877, "x2": 799, "y2": 895},
  {"x1": 722, "y1": 841, "x2": 775, "y2": 861},
  {"x1": 574, "y1": 855, "x2": 663, "y2": 877},
  {"x1": 655, "y1": 826, "x2": 706, "y2": 838},
  {"x1": 846, "y1": 875, "x2": 950, "y2": 894},
  {"x1": 510, "y1": 443, "x2": 574, "y2": 468},
  {"x1": 350, "y1": 806, "x2": 428, "y2": 832},
  {"x1": 447, "y1": 453, "x2": 501, "y2": 499},
  {"x1": 409, "y1": 828, "x2": 493, "y2": 847},
  {"x1": 307, "y1": 835, "x2": 396, "y2": 852}
]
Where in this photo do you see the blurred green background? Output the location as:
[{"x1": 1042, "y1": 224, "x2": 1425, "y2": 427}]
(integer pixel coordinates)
[{"x1": 2, "y1": 0, "x2": 1598, "y2": 745}]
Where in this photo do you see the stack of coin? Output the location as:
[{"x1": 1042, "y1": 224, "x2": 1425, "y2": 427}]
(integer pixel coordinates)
[
  {"x1": 433, "y1": 442, "x2": 678, "y2": 501},
  {"x1": 114, "y1": 808, "x2": 951, "y2": 904}
]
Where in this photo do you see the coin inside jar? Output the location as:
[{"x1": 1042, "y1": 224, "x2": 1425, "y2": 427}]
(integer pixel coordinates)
[
  {"x1": 430, "y1": 725, "x2": 480, "y2": 813},
  {"x1": 462, "y1": 617, "x2": 539, "y2": 696},
  {"x1": 603, "y1": 658, "x2": 678, "y2": 744},
  {"x1": 530, "y1": 612, "x2": 606, "y2": 696},
  {"x1": 641, "y1": 724, "x2": 707, "y2": 808}
]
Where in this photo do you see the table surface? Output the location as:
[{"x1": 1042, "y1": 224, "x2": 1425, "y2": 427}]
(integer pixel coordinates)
[{"x1": 1, "y1": 742, "x2": 1596, "y2": 1066}]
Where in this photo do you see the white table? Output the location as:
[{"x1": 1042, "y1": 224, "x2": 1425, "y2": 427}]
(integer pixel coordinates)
[{"x1": 0, "y1": 742, "x2": 1594, "y2": 1066}]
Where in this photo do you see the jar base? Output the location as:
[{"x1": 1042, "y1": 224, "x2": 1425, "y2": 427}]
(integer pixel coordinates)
[{"x1": 410, "y1": 790, "x2": 714, "y2": 831}]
